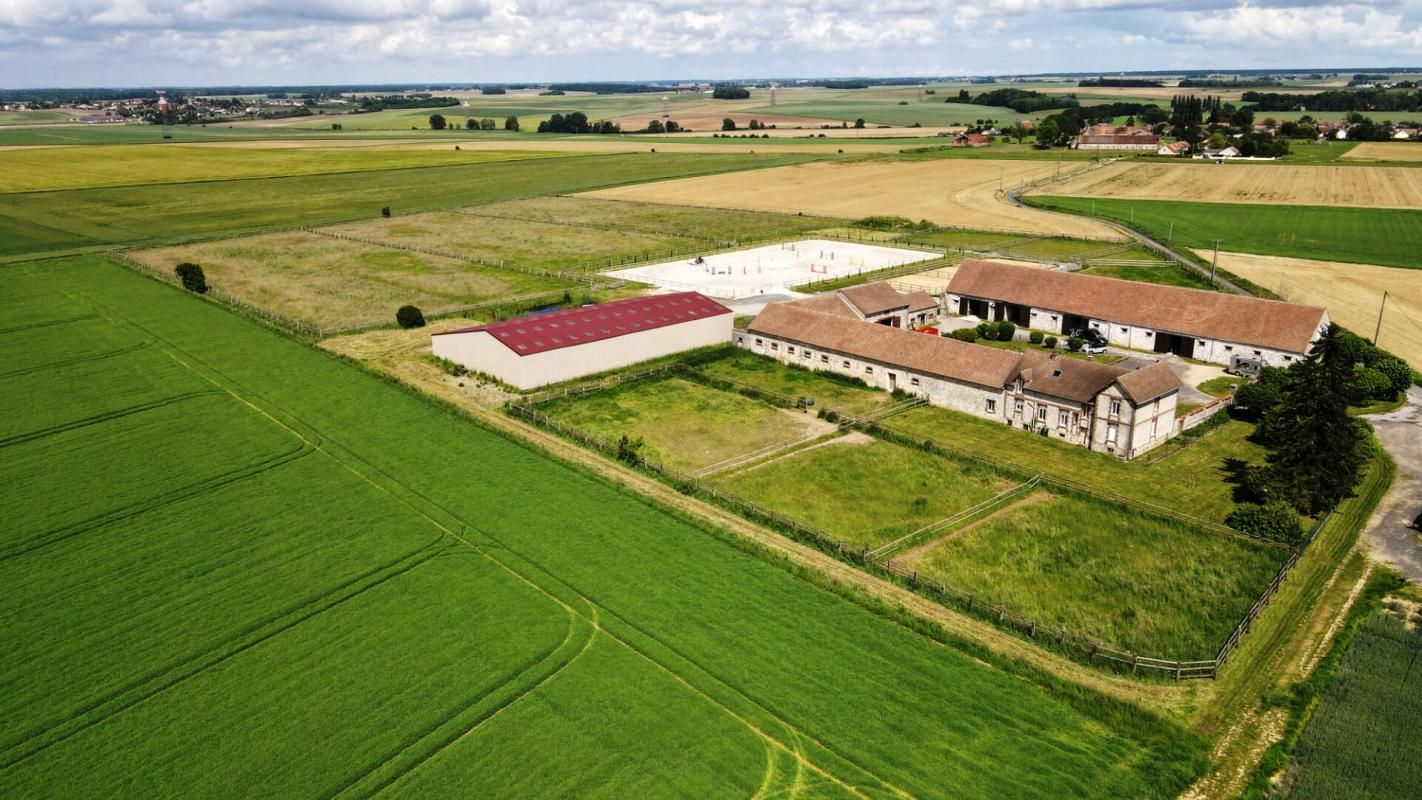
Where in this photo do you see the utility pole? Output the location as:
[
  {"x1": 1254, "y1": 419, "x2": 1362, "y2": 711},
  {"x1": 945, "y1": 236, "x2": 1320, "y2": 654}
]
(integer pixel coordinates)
[
  {"x1": 1373, "y1": 290, "x2": 1389, "y2": 345},
  {"x1": 1210, "y1": 239, "x2": 1222, "y2": 287},
  {"x1": 1168, "y1": 220, "x2": 1174, "y2": 242}
]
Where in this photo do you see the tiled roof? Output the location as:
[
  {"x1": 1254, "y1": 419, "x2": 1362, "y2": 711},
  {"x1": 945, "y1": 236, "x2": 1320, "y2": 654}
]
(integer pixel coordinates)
[
  {"x1": 948, "y1": 260, "x2": 1327, "y2": 353},
  {"x1": 433, "y1": 292, "x2": 731, "y2": 356},
  {"x1": 1017, "y1": 350, "x2": 1132, "y2": 404},
  {"x1": 839, "y1": 282, "x2": 913, "y2": 316},
  {"x1": 747, "y1": 304, "x2": 1023, "y2": 389},
  {"x1": 1114, "y1": 360, "x2": 1182, "y2": 404}
]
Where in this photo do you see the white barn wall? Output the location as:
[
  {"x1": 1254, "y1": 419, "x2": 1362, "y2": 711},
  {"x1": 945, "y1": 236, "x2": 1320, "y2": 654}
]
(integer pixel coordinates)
[{"x1": 435, "y1": 313, "x2": 732, "y2": 390}]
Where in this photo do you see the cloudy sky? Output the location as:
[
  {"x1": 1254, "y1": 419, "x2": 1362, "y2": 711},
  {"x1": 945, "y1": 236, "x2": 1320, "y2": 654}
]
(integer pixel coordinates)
[{"x1": 2, "y1": 1, "x2": 1421, "y2": 88}]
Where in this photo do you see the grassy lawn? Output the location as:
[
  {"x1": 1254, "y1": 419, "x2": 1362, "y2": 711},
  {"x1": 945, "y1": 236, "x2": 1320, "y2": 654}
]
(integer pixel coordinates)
[
  {"x1": 0, "y1": 151, "x2": 822, "y2": 259},
  {"x1": 1198, "y1": 376, "x2": 1245, "y2": 397},
  {"x1": 1025, "y1": 196, "x2": 1422, "y2": 270},
  {"x1": 1077, "y1": 263, "x2": 1216, "y2": 290},
  {"x1": 887, "y1": 404, "x2": 1268, "y2": 523},
  {"x1": 1285, "y1": 608, "x2": 1422, "y2": 799},
  {"x1": 713, "y1": 437, "x2": 1017, "y2": 550},
  {"x1": 538, "y1": 376, "x2": 825, "y2": 472},
  {"x1": 692, "y1": 349, "x2": 892, "y2": 415},
  {"x1": 135, "y1": 230, "x2": 576, "y2": 329},
  {"x1": 0, "y1": 254, "x2": 1207, "y2": 798},
  {"x1": 908, "y1": 492, "x2": 1288, "y2": 657},
  {"x1": 477, "y1": 196, "x2": 840, "y2": 242}
]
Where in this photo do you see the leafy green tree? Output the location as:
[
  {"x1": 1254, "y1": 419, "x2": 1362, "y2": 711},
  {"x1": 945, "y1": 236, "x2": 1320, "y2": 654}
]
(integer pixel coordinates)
[
  {"x1": 1233, "y1": 366, "x2": 1294, "y2": 424},
  {"x1": 396, "y1": 305, "x2": 426, "y2": 329},
  {"x1": 721, "y1": 118, "x2": 736, "y2": 131},
  {"x1": 504, "y1": 116, "x2": 520, "y2": 131},
  {"x1": 854, "y1": 118, "x2": 866, "y2": 129},
  {"x1": 174, "y1": 262, "x2": 207, "y2": 294},
  {"x1": 645, "y1": 119, "x2": 664, "y2": 134},
  {"x1": 1353, "y1": 366, "x2": 1394, "y2": 402},
  {"x1": 465, "y1": 118, "x2": 477, "y2": 130},
  {"x1": 428, "y1": 113, "x2": 447, "y2": 130},
  {"x1": 1251, "y1": 325, "x2": 1370, "y2": 514},
  {"x1": 1035, "y1": 118, "x2": 1059, "y2": 148},
  {"x1": 1373, "y1": 355, "x2": 1414, "y2": 396},
  {"x1": 480, "y1": 118, "x2": 496, "y2": 130}
]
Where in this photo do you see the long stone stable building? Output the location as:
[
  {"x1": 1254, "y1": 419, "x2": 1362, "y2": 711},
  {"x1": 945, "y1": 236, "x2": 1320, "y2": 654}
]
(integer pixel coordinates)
[
  {"x1": 736, "y1": 285, "x2": 1184, "y2": 460},
  {"x1": 946, "y1": 261, "x2": 1329, "y2": 367}
]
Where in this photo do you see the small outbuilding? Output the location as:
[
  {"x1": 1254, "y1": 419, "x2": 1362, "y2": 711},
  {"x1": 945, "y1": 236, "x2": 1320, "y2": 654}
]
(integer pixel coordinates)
[{"x1": 432, "y1": 292, "x2": 732, "y2": 390}]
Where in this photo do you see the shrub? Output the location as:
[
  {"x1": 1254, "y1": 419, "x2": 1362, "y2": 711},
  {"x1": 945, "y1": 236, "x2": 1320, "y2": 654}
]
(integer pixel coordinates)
[
  {"x1": 1225, "y1": 500, "x2": 1305, "y2": 545},
  {"x1": 1043, "y1": 335, "x2": 1058, "y2": 349},
  {"x1": 174, "y1": 262, "x2": 207, "y2": 294},
  {"x1": 1029, "y1": 330, "x2": 1044, "y2": 345},
  {"x1": 381, "y1": 206, "x2": 391, "y2": 218},
  {"x1": 615, "y1": 434, "x2": 645, "y2": 463},
  {"x1": 1067, "y1": 335, "x2": 1084, "y2": 352},
  {"x1": 1352, "y1": 365, "x2": 1394, "y2": 403},
  {"x1": 1373, "y1": 355, "x2": 1413, "y2": 396},
  {"x1": 947, "y1": 328, "x2": 979, "y2": 342},
  {"x1": 995, "y1": 321, "x2": 1016, "y2": 341},
  {"x1": 396, "y1": 305, "x2": 426, "y2": 329},
  {"x1": 975, "y1": 321, "x2": 994, "y2": 340}
]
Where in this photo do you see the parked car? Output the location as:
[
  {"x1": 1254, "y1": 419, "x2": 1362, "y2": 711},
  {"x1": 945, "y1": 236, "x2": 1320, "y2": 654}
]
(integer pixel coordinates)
[{"x1": 1070, "y1": 328, "x2": 1108, "y2": 354}]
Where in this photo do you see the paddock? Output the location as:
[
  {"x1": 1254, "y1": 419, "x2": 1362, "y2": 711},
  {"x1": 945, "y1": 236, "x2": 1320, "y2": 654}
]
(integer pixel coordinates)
[{"x1": 605, "y1": 239, "x2": 937, "y2": 298}]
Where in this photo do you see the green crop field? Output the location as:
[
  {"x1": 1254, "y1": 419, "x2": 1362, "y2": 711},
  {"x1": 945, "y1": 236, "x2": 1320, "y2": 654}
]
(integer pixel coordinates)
[
  {"x1": 476, "y1": 195, "x2": 841, "y2": 242},
  {"x1": 713, "y1": 436, "x2": 1018, "y2": 549},
  {"x1": 752, "y1": 95, "x2": 1042, "y2": 127},
  {"x1": 906, "y1": 493, "x2": 1288, "y2": 656},
  {"x1": 538, "y1": 376, "x2": 828, "y2": 472},
  {"x1": 1076, "y1": 262, "x2": 1216, "y2": 289},
  {"x1": 134, "y1": 231, "x2": 578, "y2": 330},
  {"x1": 887, "y1": 405, "x2": 1271, "y2": 524},
  {"x1": 1024, "y1": 196, "x2": 1422, "y2": 269},
  {"x1": 1284, "y1": 609, "x2": 1422, "y2": 799},
  {"x1": 0, "y1": 151, "x2": 822, "y2": 259},
  {"x1": 1, "y1": 255, "x2": 1207, "y2": 797},
  {"x1": 0, "y1": 144, "x2": 572, "y2": 193}
]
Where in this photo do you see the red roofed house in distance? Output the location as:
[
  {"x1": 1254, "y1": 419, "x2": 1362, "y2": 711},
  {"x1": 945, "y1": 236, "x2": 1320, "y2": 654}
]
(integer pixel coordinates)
[{"x1": 431, "y1": 292, "x2": 733, "y2": 390}]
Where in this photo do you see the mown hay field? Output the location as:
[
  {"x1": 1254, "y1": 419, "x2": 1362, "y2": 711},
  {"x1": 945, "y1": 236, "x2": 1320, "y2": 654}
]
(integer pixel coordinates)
[
  {"x1": 0, "y1": 255, "x2": 1205, "y2": 798},
  {"x1": 905, "y1": 492, "x2": 1288, "y2": 657},
  {"x1": 1339, "y1": 141, "x2": 1422, "y2": 162},
  {"x1": 1202, "y1": 251, "x2": 1422, "y2": 369},
  {"x1": 1035, "y1": 162, "x2": 1422, "y2": 209},
  {"x1": 1026, "y1": 195, "x2": 1422, "y2": 269},
  {"x1": 134, "y1": 231, "x2": 577, "y2": 330},
  {"x1": 585, "y1": 159, "x2": 1127, "y2": 239},
  {"x1": 0, "y1": 151, "x2": 821, "y2": 259},
  {"x1": 0, "y1": 144, "x2": 572, "y2": 193}
]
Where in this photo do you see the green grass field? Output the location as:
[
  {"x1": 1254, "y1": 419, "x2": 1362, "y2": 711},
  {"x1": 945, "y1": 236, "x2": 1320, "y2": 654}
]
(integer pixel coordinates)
[
  {"x1": 1077, "y1": 262, "x2": 1216, "y2": 289},
  {"x1": 0, "y1": 152, "x2": 821, "y2": 259},
  {"x1": 539, "y1": 376, "x2": 827, "y2": 472},
  {"x1": 1024, "y1": 196, "x2": 1422, "y2": 269},
  {"x1": 692, "y1": 348, "x2": 893, "y2": 415},
  {"x1": 1284, "y1": 609, "x2": 1422, "y2": 799},
  {"x1": 714, "y1": 437, "x2": 1018, "y2": 549},
  {"x1": 0, "y1": 144, "x2": 573, "y2": 193},
  {"x1": 753, "y1": 95, "x2": 1044, "y2": 127},
  {"x1": 887, "y1": 405, "x2": 1269, "y2": 524},
  {"x1": 1, "y1": 254, "x2": 1209, "y2": 797},
  {"x1": 476, "y1": 195, "x2": 841, "y2": 241},
  {"x1": 907, "y1": 493, "x2": 1288, "y2": 656}
]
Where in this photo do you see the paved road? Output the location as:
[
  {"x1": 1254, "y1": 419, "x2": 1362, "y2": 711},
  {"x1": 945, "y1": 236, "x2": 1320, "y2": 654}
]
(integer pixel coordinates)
[{"x1": 1364, "y1": 386, "x2": 1422, "y2": 582}]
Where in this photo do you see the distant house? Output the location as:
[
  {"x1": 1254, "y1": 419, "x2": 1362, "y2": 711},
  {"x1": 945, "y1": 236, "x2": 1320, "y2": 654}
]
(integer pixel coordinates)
[
  {"x1": 1393, "y1": 128, "x2": 1416, "y2": 140},
  {"x1": 1074, "y1": 123, "x2": 1160, "y2": 151},
  {"x1": 954, "y1": 132, "x2": 990, "y2": 147},
  {"x1": 1157, "y1": 140, "x2": 1190, "y2": 156},
  {"x1": 1201, "y1": 146, "x2": 1242, "y2": 159},
  {"x1": 432, "y1": 292, "x2": 732, "y2": 390},
  {"x1": 787, "y1": 282, "x2": 939, "y2": 329}
]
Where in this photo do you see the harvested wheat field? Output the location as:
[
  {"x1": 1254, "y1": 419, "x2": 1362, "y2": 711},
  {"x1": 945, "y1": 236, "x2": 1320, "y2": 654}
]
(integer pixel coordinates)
[
  {"x1": 1341, "y1": 142, "x2": 1422, "y2": 162},
  {"x1": 1038, "y1": 162, "x2": 1422, "y2": 209},
  {"x1": 586, "y1": 160, "x2": 1124, "y2": 239},
  {"x1": 1203, "y1": 251, "x2": 1422, "y2": 368}
]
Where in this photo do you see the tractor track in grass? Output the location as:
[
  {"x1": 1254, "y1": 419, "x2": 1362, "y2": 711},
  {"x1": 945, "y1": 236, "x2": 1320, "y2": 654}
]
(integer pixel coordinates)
[
  {"x1": 0, "y1": 341, "x2": 150, "y2": 380},
  {"x1": 0, "y1": 389, "x2": 220, "y2": 449},
  {"x1": 0, "y1": 313, "x2": 97, "y2": 335},
  {"x1": 1, "y1": 540, "x2": 449, "y2": 768},
  {"x1": 75, "y1": 289, "x2": 897, "y2": 800}
]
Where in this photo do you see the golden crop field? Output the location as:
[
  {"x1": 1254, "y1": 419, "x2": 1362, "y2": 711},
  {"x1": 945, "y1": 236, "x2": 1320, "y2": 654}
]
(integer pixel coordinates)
[
  {"x1": 585, "y1": 159, "x2": 1125, "y2": 238},
  {"x1": 1341, "y1": 142, "x2": 1422, "y2": 162},
  {"x1": 1203, "y1": 251, "x2": 1422, "y2": 368},
  {"x1": 1038, "y1": 162, "x2": 1422, "y2": 209}
]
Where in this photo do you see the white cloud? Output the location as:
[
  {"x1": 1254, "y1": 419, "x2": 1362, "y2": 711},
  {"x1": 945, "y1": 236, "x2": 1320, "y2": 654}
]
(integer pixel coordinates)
[{"x1": 1179, "y1": 3, "x2": 1422, "y2": 52}]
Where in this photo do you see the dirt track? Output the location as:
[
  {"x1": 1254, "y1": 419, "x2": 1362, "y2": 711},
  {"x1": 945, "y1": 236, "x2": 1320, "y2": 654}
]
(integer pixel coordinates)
[
  {"x1": 585, "y1": 159, "x2": 1125, "y2": 239},
  {"x1": 1038, "y1": 161, "x2": 1422, "y2": 209},
  {"x1": 1204, "y1": 251, "x2": 1422, "y2": 369}
]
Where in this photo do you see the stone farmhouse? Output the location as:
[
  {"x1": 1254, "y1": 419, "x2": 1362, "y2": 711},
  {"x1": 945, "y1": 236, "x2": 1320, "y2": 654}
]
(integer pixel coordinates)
[
  {"x1": 1074, "y1": 123, "x2": 1160, "y2": 151},
  {"x1": 787, "y1": 282, "x2": 939, "y2": 329},
  {"x1": 736, "y1": 286, "x2": 1183, "y2": 459},
  {"x1": 946, "y1": 261, "x2": 1329, "y2": 367}
]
